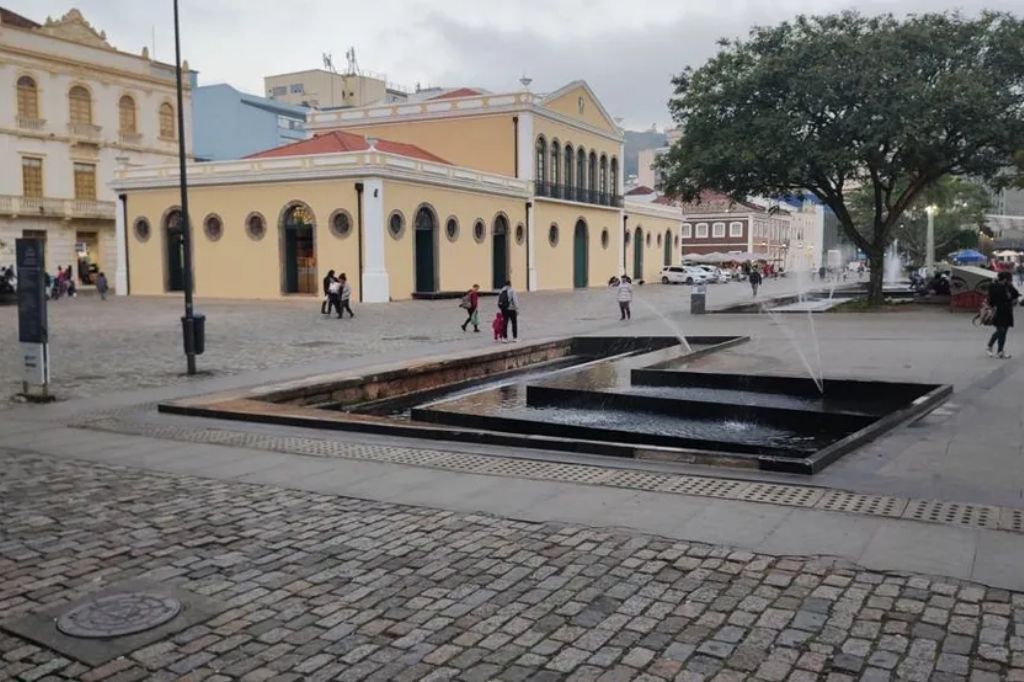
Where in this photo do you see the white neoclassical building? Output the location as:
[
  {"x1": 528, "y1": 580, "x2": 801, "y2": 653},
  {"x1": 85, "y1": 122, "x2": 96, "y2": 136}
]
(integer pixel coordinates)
[{"x1": 0, "y1": 7, "x2": 193, "y2": 290}]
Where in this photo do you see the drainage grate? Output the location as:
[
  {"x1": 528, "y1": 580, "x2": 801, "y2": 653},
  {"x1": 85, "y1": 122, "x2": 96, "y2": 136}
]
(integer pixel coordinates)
[
  {"x1": 659, "y1": 476, "x2": 751, "y2": 498},
  {"x1": 902, "y1": 499, "x2": 999, "y2": 529},
  {"x1": 604, "y1": 470, "x2": 673, "y2": 491},
  {"x1": 999, "y1": 507, "x2": 1024, "y2": 533},
  {"x1": 738, "y1": 483, "x2": 823, "y2": 507},
  {"x1": 816, "y1": 491, "x2": 907, "y2": 518}
]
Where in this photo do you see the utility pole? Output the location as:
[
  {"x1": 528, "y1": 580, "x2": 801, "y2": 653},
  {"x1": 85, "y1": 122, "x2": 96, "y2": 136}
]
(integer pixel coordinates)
[
  {"x1": 173, "y1": 0, "x2": 197, "y2": 374},
  {"x1": 925, "y1": 205, "x2": 937, "y2": 276}
]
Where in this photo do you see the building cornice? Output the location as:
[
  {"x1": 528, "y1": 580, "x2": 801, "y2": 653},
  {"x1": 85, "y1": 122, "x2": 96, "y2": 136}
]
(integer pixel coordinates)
[
  {"x1": 111, "y1": 151, "x2": 532, "y2": 200},
  {"x1": 535, "y1": 196, "x2": 623, "y2": 214},
  {"x1": 307, "y1": 93, "x2": 623, "y2": 145},
  {"x1": 624, "y1": 201, "x2": 682, "y2": 221},
  {"x1": 0, "y1": 42, "x2": 186, "y2": 91},
  {"x1": 0, "y1": 125, "x2": 186, "y2": 158}
]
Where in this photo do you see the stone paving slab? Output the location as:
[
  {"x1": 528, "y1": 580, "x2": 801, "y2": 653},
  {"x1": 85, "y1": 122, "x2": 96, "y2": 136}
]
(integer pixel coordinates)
[{"x1": 4, "y1": 450, "x2": 1024, "y2": 681}]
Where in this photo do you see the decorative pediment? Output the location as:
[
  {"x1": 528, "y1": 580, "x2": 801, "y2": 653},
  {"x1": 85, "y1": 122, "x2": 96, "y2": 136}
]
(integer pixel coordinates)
[{"x1": 39, "y1": 9, "x2": 112, "y2": 50}]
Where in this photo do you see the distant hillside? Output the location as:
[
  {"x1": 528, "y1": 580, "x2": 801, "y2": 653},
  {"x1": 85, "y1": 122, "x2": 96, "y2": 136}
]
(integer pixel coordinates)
[{"x1": 624, "y1": 129, "x2": 667, "y2": 177}]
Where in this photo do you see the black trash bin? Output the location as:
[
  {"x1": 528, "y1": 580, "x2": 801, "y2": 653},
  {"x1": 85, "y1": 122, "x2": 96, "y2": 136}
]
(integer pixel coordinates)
[
  {"x1": 690, "y1": 284, "x2": 707, "y2": 315},
  {"x1": 181, "y1": 313, "x2": 206, "y2": 355}
]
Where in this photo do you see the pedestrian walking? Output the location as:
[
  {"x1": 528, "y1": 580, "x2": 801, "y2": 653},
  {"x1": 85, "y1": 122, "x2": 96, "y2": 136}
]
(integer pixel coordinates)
[
  {"x1": 1016, "y1": 263, "x2": 1024, "y2": 287},
  {"x1": 749, "y1": 268, "x2": 763, "y2": 297},
  {"x1": 497, "y1": 280, "x2": 519, "y2": 341},
  {"x1": 616, "y1": 275, "x2": 633, "y2": 320},
  {"x1": 339, "y1": 273, "x2": 355, "y2": 318},
  {"x1": 96, "y1": 271, "x2": 109, "y2": 301},
  {"x1": 326, "y1": 276, "x2": 343, "y2": 318},
  {"x1": 460, "y1": 283, "x2": 480, "y2": 332},
  {"x1": 986, "y1": 271, "x2": 1020, "y2": 359},
  {"x1": 321, "y1": 270, "x2": 336, "y2": 314}
]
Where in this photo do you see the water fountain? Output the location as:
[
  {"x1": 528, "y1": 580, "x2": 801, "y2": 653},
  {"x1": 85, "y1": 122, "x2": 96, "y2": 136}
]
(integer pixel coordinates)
[
  {"x1": 884, "y1": 242, "x2": 902, "y2": 286},
  {"x1": 162, "y1": 335, "x2": 951, "y2": 475}
]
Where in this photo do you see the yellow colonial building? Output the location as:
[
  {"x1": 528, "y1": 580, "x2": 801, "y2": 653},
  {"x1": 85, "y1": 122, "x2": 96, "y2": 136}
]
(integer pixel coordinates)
[{"x1": 113, "y1": 81, "x2": 683, "y2": 301}]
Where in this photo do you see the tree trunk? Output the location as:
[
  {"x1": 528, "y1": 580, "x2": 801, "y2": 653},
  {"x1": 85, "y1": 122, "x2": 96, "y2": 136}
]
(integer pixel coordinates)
[{"x1": 867, "y1": 247, "x2": 885, "y2": 306}]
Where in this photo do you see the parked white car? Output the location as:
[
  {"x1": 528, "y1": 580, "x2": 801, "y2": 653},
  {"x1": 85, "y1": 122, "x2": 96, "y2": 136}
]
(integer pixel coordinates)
[
  {"x1": 695, "y1": 265, "x2": 730, "y2": 283},
  {"x1": 661, "y1": 265, "x2": 710, "y2": 285}
]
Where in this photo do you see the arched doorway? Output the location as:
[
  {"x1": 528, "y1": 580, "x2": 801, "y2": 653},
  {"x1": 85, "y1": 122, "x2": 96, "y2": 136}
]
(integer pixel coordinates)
[
  {"x1": 282, "y1": 203, "x2": 316, "y2": 294},
  {"x1": 664, "y1": 229, "x2": 672, "y2": 266},
  {"x1": 573, "y1": 219, "x2": 588, "y2": 288},
  {"x1": 414, "y1": 206, "x2": 437, "y2": 293},
  {"x1": 633, "y1": 226, "x2": 644, "y2": 280},
  {"x1": 164, "y1": 208, "x2": 184, "y2": 292},
  {"x1": 492, "y1": 214, "x2": 509, "y2": 289}
]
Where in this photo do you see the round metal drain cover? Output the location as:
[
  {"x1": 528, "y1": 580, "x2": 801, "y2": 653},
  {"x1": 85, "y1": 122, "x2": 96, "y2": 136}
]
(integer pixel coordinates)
[{"x1": 56, "y1": 592, "x2": 182, "y2": 638}]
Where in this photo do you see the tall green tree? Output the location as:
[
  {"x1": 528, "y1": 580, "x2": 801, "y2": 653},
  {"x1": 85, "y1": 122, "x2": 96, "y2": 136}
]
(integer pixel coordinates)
[{"x1": 658, "y1": 11, "x2": 1024, "y2": 304}]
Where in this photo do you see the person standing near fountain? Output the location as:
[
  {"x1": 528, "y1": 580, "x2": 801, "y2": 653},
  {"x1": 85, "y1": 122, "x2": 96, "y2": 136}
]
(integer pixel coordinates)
[
  {"x1": 986, "y1": 270, "x2": 1020, "y2": 359},
  {"x1": 749, "y1": 268, "x2": 763, "y2": 297},
  {"x1": 498, "y1": 280, "x2": 519, "y2": 342},
  {"x1": 616, "y1": 275, "x2": 633, "y2": 320}
]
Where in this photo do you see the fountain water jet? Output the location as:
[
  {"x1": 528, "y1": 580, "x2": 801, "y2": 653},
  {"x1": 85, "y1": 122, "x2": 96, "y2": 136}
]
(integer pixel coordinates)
[{"x1": 634, "y1": 293, "x2": 693, "y2": 354}]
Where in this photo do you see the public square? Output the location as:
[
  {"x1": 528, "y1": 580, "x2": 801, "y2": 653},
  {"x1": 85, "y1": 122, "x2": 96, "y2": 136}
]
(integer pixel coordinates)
[{"x1": 4, "y1": 281, "x2": 1024, "y2": 681}]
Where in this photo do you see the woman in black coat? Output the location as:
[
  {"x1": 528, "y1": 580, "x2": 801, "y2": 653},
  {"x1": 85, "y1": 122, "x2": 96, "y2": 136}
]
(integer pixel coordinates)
[
  {"x1": 987, "y1": 271, "x2": 1020, "y2": 358},
  {"x1": 320, "y1": 269, "x2": 336, "y2": 315}
]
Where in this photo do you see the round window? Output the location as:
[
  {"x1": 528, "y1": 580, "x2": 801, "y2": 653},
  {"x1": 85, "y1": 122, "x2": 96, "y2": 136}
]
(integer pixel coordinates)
[
  {"x1": 473, "y1": 220, "x2": 485, "y2": 243},
  {"x1": 133, "y1": 217, "x2": 150, "y2": 241},
  {"x1": 388, "y1": 211, "x2": 405, "y2": 239},
  {"x1": 445, "y1": 217, "x2": 459, "y2": 242},
  {"x1": 624, "y1": 229, "x2": 631, "y2": 246},
  {"x1": 246, "y1": 212, "x2": 266, "y2": 240},
  {"x1": 330, "y1": 210, "x2": 352, "y2": 238},
  {"x1": 601, "y1": 228, "x2": 609, "y2": 249},
  {"x1": 548, "y1": 223, "x2": 559, "y2": 247},
  {"x1": 203, "y1": 214, "x2": 223, "y2": 241},
  {"x1": 515, "y1": 223, "x2": 525, "y2": 245}
]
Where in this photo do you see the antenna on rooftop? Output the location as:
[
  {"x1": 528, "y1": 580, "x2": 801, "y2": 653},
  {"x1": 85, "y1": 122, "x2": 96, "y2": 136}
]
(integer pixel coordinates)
[
  {"x1": 323, "y1": 52, "x2": 336, "y2": 73},
  {"x1": 345, "y1": 47, "x2": 360, "y2": 76}
]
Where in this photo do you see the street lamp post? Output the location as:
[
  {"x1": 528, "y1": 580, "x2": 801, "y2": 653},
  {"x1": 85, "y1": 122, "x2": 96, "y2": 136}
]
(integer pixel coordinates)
[
  {"x1": 173, "y1": 0, "x2": 197, "y2": 375},
  {"x1": 925, "y1": 205, "x2": 938, "y2": 276}
]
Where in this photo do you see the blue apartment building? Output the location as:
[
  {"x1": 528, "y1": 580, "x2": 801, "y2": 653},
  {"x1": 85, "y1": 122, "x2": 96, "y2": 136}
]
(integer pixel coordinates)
[{"x1": 192, "y1": 84, "x2": 308, "y2": 161}]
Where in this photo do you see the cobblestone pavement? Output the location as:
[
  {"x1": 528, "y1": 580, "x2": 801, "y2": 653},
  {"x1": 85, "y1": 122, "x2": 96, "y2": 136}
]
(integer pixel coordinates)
[
  {"x1": 0, "y1": 280, "x2": 789, "y2": 407},
  {"x1": 3, "y1": 450, "x2": 1024, "y2": 682}
]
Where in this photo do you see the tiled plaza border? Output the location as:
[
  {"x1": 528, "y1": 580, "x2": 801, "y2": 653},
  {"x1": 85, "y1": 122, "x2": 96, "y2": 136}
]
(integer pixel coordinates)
[{"x1": 74, "y1": 414, "x2": 1024, "y2": 536}]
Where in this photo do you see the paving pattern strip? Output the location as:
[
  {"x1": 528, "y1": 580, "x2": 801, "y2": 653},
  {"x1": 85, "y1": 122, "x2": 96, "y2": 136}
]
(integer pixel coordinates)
[
  {"x1": 74, "y1": 413, "x2": 1024, "y2": 535},
  {"x1": 3, "y1": 449, "x2": 1024, "y2": 682}
]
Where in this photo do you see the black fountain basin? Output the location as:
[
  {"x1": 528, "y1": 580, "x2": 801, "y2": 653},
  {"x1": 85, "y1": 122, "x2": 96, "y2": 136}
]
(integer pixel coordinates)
[{"x1": 159, "y1": 335, "x2": 950, "y2": 474}]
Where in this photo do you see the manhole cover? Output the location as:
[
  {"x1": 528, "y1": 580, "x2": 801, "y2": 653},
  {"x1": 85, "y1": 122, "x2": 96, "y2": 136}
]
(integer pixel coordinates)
[{"x1": 56, "y1": 592, "x2": 181, "y2": 638}]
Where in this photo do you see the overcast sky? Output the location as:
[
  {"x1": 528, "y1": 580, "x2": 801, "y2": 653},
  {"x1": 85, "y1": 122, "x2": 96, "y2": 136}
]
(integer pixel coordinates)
[{"x1": 8, "y1": 0, "x2": 1019, "y2": 129}]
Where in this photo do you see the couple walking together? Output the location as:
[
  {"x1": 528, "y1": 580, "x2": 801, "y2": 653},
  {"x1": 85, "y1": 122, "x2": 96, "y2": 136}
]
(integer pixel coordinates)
[
  {"x1": 321, "y1": 270, "x2": 355, "y2": 318},
  {"x1": 460, "y1": 281, "x2": 519, "y2": 341}
]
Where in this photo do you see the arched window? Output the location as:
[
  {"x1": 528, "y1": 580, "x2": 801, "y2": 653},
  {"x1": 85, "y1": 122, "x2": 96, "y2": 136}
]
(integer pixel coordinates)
[
  {"x1": 588, "y1": 152, "x2": 597, "y2": 199},
  {"x1": 599, "y1": 155, "x2": 609, "y2": 203},
  {"x1": 118, "y1": 95, "x2": 137, "y2": 134},
  {"x1": 576, "y1": 148, "x2": 586, "y2": 201},
  {"x1": 68, "y1": 85, "x2": 92, "y2": 125},
  {"x1": 159, "y1": 102, "x2": 176, "y2": 139},
  {"x1": 535, "y1": 136, "x2": 547, "y2": 190},
  {"x1": 17, "y1": 76, "x2": 38, "y2": 121},
  {"x1": 611, "y1": 157, "x2": 619, "y2": 203},
  {"x1": 550, "y1": 141, "x2": 561, "y2": 194},
  {"x1": 564, "y1": 145, "x2": 574, "y2": 198}
]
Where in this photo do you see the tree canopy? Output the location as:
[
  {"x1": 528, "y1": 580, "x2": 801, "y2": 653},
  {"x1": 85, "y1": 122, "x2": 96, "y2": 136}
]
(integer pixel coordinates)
[{"x1": 658, "y1": 10, "x2": 1024, "y2": 302}]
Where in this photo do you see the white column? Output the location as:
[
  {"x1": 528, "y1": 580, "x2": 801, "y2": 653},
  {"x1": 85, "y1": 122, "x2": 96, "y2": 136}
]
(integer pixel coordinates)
[
  {"x1": 114, "y1": 194, "x2": 128, "y2": 295},
  {"x1": 618, "y1": 211, "x2": 626, "y2": 275},
  {"x1": 526, "y1": 201, "x2": 537, "y2": 291},
  {"x1": 925, "y1": 206, "x2": 936, "y2": 276},
  {"x1": 516, "y1": 113, "x2": 535, "y2": 181},
  {"x1": 361, "y1": 177, "x2": 389, "y2": 302}
]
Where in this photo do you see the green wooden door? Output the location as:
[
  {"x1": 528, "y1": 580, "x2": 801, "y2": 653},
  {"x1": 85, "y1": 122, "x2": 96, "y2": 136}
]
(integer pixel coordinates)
[
  {"x1": 633, "y1": 227, "x2": 644, "y2": 280},
  {"x1": 284, "y1": 228, "x2": 298, "y2": 293},
  {"x1": 492, "y1": 216, "x2": 508, "y2": 289},
  {"x1": 166, "y1": 210, "x2": 184, "y2": 292},
  {"x1": 573, "y1": 220, "x2": 588, "y2": 288},
  {"x1": 664, "y1": 230, "x2": 672, "y2": 266},
  {"x1": 415, "y1": 208, "x2": 436, "y2": 293}
]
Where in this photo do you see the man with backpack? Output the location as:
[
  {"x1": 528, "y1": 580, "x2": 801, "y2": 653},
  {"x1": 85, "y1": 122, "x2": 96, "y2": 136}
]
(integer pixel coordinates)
[
  {"x1": 460, "y1": 283, "x2": 480, "y2": 332},
  {"x1": 749, "y1": 268, "x2": 763, "y2": 297},
  {"x1": 497, "y1": 280, "x2": 519, "y2": 342}
]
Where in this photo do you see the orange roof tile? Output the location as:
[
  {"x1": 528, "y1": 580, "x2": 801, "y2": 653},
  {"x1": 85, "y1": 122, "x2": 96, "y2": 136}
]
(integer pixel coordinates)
[
  {"x1": 246, "y1": 130, "x2": 450, "y2": 164},
  {"x1": 429, "y1": 87, "x2": 483, "y2": 100}
]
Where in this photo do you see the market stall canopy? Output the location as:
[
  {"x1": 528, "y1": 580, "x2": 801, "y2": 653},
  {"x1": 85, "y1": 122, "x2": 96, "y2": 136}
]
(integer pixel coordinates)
[{"x1": 949, "y1": 249, "x2": 987, "y2": 264}]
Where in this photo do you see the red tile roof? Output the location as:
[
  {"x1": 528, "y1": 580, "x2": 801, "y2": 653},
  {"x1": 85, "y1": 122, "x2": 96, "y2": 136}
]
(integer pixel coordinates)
[
  {"x1": 246, "y1": 130, "x2": 450, "y2": 164},
  {"x1": 675, "y1": 190, "x2": 766, "y2": 213},
  {"x1": 626, "y1": 185, "x2": 656, "y2": 196},
  {"x1": 429, "y1": 87, "x2": 483, "y2": 100},
  {"x1": 1, "y1": 7, "x2": 41, "y2": 28}
]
